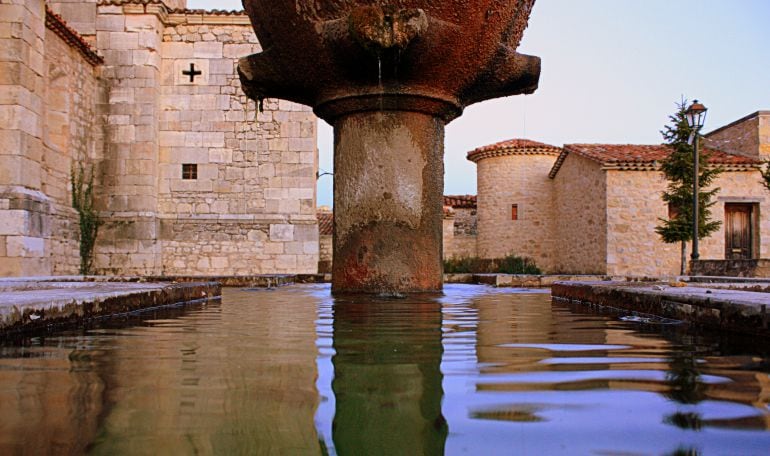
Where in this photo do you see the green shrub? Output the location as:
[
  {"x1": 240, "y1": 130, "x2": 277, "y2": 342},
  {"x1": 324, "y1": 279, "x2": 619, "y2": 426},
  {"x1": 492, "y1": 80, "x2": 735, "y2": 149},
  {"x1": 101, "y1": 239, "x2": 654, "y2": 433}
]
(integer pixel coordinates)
[
  {"x1": 443, "y1": 254, "x2": 541, "y2": 274},
  {"x1": 72, "y1": 162, "x2": 101, "y2": 275},
  {"x1": 497, "y1": 254, "x2": 541, "y2": 275}
]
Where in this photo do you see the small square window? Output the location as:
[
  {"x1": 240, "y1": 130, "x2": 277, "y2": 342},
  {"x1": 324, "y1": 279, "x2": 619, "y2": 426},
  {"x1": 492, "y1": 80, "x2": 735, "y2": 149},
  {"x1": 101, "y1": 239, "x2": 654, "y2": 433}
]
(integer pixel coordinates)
[
  {"x1": 511, "y1": 204, "x2": 518, "y2": 221},
  {"x1": 182, "y1": 163, "x2": 197, "y2": 180},
  {"x1": 668, "y1": 203, "x2": 680, "y2": 220}
]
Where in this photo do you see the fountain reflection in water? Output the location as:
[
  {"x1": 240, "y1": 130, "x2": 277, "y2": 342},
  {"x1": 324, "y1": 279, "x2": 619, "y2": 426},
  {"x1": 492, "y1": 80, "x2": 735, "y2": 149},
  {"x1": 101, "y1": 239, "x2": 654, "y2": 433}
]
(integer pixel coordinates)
[{"x1": 1, "y1": 285, "x2": 770, "y2": 455}]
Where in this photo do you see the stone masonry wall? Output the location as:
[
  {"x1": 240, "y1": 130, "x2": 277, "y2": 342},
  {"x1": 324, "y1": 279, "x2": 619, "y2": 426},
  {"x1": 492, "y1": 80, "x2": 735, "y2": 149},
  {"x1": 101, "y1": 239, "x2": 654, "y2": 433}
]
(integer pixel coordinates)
[
  {"x1": 706, "y1": 114, "x2": 761, "y2": 159},
  {"x1": 92, "y1": 2, "x2": 165, "y2": 275},
  {"x1": 319, "y1": 234, "x2": 332, "y2": 273},
  {"x1": 42, "y1": 25, "x2": 104, "y2": 274},
  {"x1": 0, "y1": 3, "x2": 102, "y2": 276},
  {"x1": 156, "y1": 13, "x2": 318, "y2": 275},
  {"x1": 442, "y1": 208, "x2": 477, "y2": 259},
  {"x1": 476, "y1": 153, "x2": 558, "y2": 272},
  {"x1": 604, "y1": 169, "x2": 769, "y2": 277},
  {"x1": 604, "y1": 169, "x2": 678, "y2": 277},
  {"x1": 47, "y1": 0, "x2": 97, "y2": 42},
  {"x1": 552, "y1": 153, "x2": 607, "y2": 274}
]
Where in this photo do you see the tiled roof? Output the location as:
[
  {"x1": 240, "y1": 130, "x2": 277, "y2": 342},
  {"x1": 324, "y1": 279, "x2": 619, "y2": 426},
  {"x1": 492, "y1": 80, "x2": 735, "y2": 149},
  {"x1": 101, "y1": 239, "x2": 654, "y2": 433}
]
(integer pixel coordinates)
[
  {"x1": 45, "y1": 7, "x2": 104, "y2": 66},
  {"x1": 467, "y1": 139, "x2": 561, "y2": 163},
  {"x1": 443, "y1": 195, "x2": 477, "y2": 208},
  {"x1": 98, "y1": 1, "x2": 247, "y2": 15},
  {"x1": 317, "y1": 211, "x2": 333, "y2": 236},
  {"x1": 549, "y1": 143, "x2": 761, "y2": 178}
]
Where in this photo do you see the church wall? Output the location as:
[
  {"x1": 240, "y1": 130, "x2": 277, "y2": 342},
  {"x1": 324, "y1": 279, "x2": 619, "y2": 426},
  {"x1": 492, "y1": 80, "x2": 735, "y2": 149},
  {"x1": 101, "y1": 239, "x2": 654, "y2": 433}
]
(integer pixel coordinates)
[
  {"x1": 552, "y1": 154, "x2": 607, "y2": 274},
  {"x1": 47, "y1": 0, "x2": 97, "y2": 41},
  {"x1": 92, "y1": 3, "x2": 165, "y2": 275},
  {"x1": 42, "y1": 25, "x2": 104, "y2": 275},
  {"x1": 476, "y1": 153, "x2": 558, "y2": 271},
  {"x1": 156, "y1": 14, "x2": 318, "y2": 275},
  {"x1": 0, "y1": 3, "x2": 104, "y2": 276}
]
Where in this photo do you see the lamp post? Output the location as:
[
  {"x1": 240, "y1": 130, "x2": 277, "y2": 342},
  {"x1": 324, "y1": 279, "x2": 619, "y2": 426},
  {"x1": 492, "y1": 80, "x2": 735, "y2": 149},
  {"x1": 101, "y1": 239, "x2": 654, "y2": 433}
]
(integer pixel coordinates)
[{"x1": 685, "y1": 100, "x2": 708, "y2": 262}]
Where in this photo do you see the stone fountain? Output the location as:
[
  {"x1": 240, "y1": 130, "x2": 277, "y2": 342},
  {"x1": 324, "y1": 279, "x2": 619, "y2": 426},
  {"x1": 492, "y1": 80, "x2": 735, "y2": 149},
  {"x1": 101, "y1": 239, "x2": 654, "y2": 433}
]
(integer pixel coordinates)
[{"x1": 239, "y1": 1, "x2": 541, "y2": 293}]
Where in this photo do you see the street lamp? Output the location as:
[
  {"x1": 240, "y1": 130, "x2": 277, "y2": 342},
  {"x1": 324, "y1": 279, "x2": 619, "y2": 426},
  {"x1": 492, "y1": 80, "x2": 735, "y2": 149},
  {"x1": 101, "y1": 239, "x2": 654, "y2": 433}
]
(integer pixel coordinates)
[{"x1": 685, "y1": 100, "x2": 707, "y2": 262}]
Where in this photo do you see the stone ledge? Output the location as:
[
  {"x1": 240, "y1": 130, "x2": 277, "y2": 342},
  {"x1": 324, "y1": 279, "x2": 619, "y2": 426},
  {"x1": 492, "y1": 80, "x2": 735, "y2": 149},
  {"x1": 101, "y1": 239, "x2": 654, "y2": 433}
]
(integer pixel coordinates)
[
  {"x1": 552, "y1": 281, "x2": 770, "y2": 338},
  {"x1": 444, "y1": 273, "x2": 611, "y2": 287},
  {"x1": 0, "y1": 279, "x2": 221, "y2": 335}
]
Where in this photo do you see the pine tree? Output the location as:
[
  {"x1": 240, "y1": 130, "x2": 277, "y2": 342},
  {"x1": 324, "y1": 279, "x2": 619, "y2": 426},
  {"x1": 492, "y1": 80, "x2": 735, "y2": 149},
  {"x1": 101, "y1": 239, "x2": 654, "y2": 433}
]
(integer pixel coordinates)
[{"x1": 655, "y1": 99, "x2": 722, "y2": 275}]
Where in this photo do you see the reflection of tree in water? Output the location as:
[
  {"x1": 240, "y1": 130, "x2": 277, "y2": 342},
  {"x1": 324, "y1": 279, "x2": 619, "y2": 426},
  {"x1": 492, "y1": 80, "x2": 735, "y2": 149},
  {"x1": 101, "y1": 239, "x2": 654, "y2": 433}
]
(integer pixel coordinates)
[
  {"x1": 664, "y1": 447, "x2": 702, "y2": 456},
  {"x1": 331, "y1": 296, "x2": 447, "y2": 455},
  {"x1": 663, "y1": 343, "x2": 706, "y2": 439},
  {"x1": 665, "y1": 345, "x2": 706, "y2": 405}
]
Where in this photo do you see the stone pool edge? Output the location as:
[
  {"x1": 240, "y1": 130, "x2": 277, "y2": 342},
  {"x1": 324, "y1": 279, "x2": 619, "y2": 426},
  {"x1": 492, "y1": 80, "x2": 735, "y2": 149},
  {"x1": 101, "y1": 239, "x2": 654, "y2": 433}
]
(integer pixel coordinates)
[
  {"x1": 0, "y1": 280, "x2": 221, "y2": 335},
  {"x1": 552, "y1": 281, "x2": 770, "y2": 338}
]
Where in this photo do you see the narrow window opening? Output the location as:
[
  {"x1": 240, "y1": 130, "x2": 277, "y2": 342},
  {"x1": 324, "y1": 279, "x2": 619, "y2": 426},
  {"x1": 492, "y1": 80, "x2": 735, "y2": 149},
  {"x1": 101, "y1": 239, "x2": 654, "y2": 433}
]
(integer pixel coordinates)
[
  {"x1": 511, "y1": 204, "x2": 518, "y2": 221},
  {"x1": 667, "y1": 203, "x2": 680, "y2": 220},
  {"x1": 182, "y1": 163, "x2": 198, "y2": 180}
]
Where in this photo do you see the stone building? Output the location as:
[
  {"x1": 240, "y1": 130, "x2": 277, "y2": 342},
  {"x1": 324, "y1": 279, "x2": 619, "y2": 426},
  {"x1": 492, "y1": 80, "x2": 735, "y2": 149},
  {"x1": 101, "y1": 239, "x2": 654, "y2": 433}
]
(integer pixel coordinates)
[
  {"x1": 469, "y1": 111, "x2": 769, "y2": 277},
  {"x1": 0, "y1": 1, "x2": 318, "y2": 277},
  {"x1": 443, "y1": 195, "x2": 478, "y2": 259}
]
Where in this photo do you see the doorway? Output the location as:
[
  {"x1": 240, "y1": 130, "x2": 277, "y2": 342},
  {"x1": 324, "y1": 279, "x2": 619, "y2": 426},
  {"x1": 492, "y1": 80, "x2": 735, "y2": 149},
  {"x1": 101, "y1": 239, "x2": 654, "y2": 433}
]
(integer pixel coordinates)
[{"x1": 724, "y1": 203, "x2": 755, "y2": 260}]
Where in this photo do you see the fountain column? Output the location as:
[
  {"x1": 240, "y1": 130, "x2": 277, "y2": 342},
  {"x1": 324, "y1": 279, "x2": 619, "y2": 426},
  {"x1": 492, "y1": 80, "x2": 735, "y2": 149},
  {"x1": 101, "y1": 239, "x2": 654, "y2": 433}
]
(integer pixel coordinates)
[
  {"x1": 332, "y1": 110, "x2": 445, "y2": 292},
  {"x1": 239, "y1": 1, "x2": 541, "y2": 293}
]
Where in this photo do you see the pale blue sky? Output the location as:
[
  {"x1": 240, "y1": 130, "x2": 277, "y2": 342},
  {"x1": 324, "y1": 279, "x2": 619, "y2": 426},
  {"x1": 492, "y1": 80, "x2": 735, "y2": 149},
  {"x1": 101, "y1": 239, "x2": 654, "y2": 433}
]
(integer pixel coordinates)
[{"x1": 189, "y1": 0, "x2": 770, "y2": 207}]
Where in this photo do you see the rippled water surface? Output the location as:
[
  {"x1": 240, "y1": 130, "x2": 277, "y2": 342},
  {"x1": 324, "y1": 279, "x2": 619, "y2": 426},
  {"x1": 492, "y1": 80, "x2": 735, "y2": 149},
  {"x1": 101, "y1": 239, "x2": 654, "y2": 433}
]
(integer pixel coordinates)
[{"x1": 2, "y1": 284, "x2": 770, "y2": 455}]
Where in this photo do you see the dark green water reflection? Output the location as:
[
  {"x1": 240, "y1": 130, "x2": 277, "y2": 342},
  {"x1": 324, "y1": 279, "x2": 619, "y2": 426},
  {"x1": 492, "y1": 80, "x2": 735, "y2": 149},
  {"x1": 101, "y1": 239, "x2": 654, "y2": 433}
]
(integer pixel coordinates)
[{"x1": 1, "y1": 284, "x2": 769, "y2": 455}]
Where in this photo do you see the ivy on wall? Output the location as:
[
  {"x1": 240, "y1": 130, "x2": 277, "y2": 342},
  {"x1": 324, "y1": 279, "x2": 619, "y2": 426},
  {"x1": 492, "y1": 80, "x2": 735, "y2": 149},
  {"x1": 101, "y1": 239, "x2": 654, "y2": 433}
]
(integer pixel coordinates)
[{"x1": 71, "y1": 162, "x2": 101, "y2": 275}]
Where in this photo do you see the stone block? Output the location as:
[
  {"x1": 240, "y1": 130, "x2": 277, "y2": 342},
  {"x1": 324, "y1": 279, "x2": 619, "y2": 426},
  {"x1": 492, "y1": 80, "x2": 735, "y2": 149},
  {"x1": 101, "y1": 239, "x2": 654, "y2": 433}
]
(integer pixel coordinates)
[
  {"x1": 202, "y1": 131, "x2": 225, "y2": 147},
  {"x1": 162, "y1": 41, "x2": 194, "y2": 59},
  {"x1": 173, "y1": 59, "x2": 209, "y2": 86},
  {"x1": 108, "y1": 31, "x2": 139, "y2": 50},
  {"x1": 275, "y1": 254, "x2": 297, "y2": 270},
  {"x1": 96, "y1": 13, "x2": 124, "y2": 32},
  {"x1": 263, "y1": 241, "x2": 284, "y2": 254},
  {"x1": 159, "y1": 131, "x2": 185, "y2": 147},
  {"x1": 278, "y1": 199, "x2": 300, "y2": 214},
  {"x1": 223, "y1": 43, "x2": 254, "y2": 58},
  {"x1": 6, "y1": 235, "x2": 45, "y2": 258},
  {"x1": 303, "y1": 241, "x2": 319, "y2": 254},
  {"x1": 209, "y1": 148, "x2": 232, "y2": 163},
  {"x1": 211, "y1": 256, "x2": 228, "y2": 269},
  {"x1": 125, "y1": 15, "x2": 157, "y2": 32},
  {"x1": 0, "y1": 210, "x2": 28, "y2": 235},
  {"x1": 269, "y1": 223, "x2": 294, "y2": 241},
  {"x1": 193, "y1": 41, "x2": 223, "y2": 58}
]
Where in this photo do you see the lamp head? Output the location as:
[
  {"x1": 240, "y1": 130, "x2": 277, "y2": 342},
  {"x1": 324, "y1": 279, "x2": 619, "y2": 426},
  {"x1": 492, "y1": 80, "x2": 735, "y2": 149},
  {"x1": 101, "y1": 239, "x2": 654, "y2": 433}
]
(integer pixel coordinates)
[{"x1": 685, "y1": 100, "x2": 707, "y2": 130}]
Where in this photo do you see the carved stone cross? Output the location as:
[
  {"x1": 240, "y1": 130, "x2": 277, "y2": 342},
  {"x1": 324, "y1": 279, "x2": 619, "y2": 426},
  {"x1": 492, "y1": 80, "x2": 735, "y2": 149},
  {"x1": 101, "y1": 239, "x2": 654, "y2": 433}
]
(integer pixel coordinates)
[{"x1": 182, "y1": 63, "x2": 202, "y2": 83}]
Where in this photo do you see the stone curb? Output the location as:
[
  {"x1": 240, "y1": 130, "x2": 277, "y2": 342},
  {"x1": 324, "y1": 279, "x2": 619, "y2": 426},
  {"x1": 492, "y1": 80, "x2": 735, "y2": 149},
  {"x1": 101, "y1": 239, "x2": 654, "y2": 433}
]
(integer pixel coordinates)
[
  {"x1": 0, "y1": 281, "x2": 221, "y2": 335},
  {"x1": 551, "y1": 281, "x2": 770, "y2": 337},
  {"x1": 444, "y1": 273, "x2": 611, "y2": 287}
]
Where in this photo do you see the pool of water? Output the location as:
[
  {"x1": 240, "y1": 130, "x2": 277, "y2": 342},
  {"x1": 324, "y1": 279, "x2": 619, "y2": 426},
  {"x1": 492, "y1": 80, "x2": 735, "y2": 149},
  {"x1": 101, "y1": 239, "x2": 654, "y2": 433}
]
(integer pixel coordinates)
[{"x1": 1, "y1": 284, "x2": 769, "y2": 455}]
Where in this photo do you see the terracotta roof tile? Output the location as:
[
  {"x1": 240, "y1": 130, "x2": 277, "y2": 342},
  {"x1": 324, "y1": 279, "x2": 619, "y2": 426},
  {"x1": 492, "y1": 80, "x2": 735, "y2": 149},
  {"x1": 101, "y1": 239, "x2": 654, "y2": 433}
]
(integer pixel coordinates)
[
  {"x1": 564, "y1": 144, "x2": 760, "y2": 165},
  {"x1": 45, "y1": 7, "x2": 103, "y2": 66},
  {"x1": 317, "y1": 211, "x2": 333, "y2": 236},
  {"x1": 467, "y1": 139, "x2": 561, "y2": 162},
  {"x1": 549, "y1": 143, "x2": 761, "y2": 178},
  {"x1": 443, "y1": 194, "x2": 477, "y2": 208}
]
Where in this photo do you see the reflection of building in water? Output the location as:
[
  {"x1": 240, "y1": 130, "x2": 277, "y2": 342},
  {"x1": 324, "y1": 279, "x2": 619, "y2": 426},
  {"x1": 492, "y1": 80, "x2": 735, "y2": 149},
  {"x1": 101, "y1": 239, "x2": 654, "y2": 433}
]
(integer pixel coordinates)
[
  {"x1": 0, "y1": 345, "x2": 104, "y2": 454},
  {"x1": 332, "y1": 299, "x2": 447, "y2": 455},
  {"x1": 475, "y1": 293, "x2": 608, "y2": 389},
  {"x1": 0, "y1": 289, "x2": 324, "y2": 453},
  {"x1": 84, "y1": 289, "x2": 319, "y2": 454}
]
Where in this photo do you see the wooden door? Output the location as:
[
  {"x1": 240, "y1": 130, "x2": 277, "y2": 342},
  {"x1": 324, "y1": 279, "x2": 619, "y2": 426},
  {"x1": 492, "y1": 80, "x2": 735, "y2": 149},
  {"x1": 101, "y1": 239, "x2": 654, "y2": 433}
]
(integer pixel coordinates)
[{"x1": 725, "y1": 204, "x2": 753, "y2": 260}]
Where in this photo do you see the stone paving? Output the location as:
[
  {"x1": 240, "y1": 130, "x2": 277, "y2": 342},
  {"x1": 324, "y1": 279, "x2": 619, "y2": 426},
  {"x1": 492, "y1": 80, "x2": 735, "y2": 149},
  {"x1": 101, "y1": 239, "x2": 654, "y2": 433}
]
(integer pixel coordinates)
[
  {"x1": 0, "y1": 277, "x2": 220, "y2": 334},
  {"x1": 552, "y1": 280, "x2": 770, "y2": 337}
]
